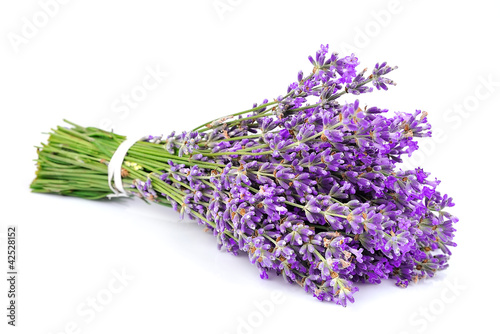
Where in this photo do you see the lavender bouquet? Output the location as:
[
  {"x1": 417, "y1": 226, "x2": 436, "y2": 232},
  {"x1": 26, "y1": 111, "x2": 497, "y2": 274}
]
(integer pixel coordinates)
[{"x1": 31, "y1": 45, "x2": 457, "y2": 306}]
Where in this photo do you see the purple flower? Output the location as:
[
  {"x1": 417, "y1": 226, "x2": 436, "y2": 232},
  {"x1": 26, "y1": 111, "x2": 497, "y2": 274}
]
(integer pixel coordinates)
[{"x1": 33, "y1": 44, "x2": 458, "y2": 307}]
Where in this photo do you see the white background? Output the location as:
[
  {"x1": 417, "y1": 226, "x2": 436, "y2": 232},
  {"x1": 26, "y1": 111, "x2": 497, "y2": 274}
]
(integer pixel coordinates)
[{"x1": 1, "y1": 1, "x2": 499, "y2": 333}]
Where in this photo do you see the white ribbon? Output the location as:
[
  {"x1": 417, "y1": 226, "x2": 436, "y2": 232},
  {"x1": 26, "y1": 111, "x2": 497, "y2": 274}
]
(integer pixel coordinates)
[{"x1": 107, "y1": 135, "x2": 146, "y2": 199}]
